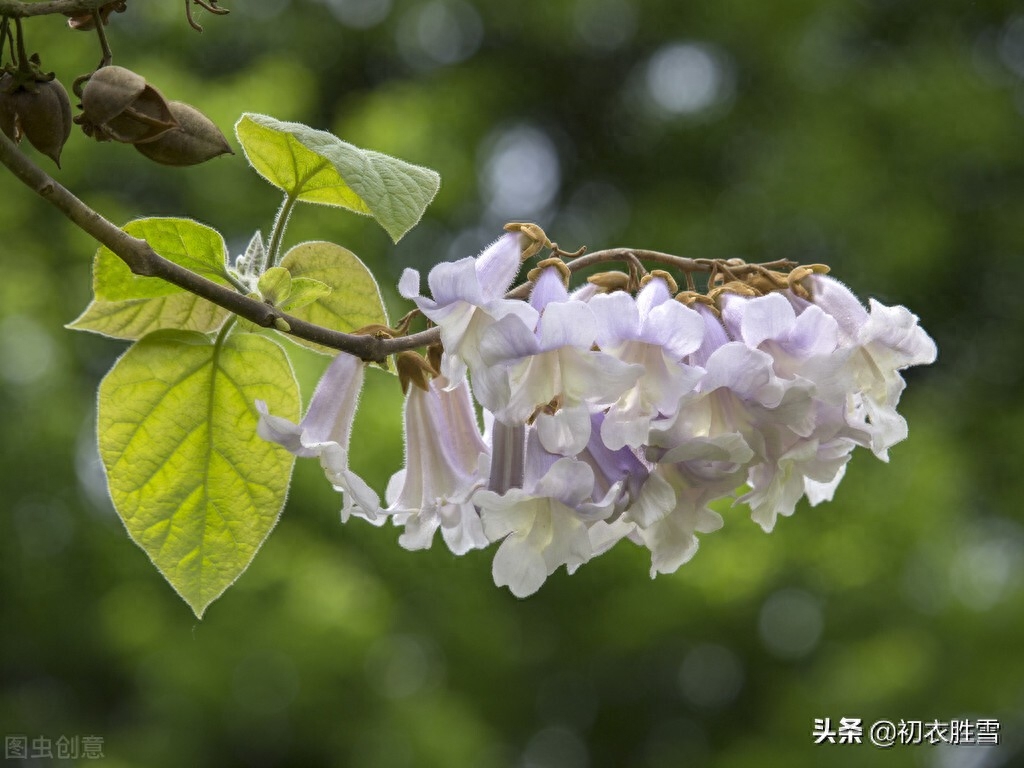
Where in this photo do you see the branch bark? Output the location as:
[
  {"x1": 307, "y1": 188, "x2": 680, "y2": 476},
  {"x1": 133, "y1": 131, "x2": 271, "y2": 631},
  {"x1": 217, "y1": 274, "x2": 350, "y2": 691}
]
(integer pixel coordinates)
[
  {"x1": 0, "y1": 0, "x2": 108, "y2": 17},
  {"x1": 0, "y1": 129, "x2": 431, "y2": 362},
  {"x1": 0, "y1": 130, "x2": 800, "y2": 364}
]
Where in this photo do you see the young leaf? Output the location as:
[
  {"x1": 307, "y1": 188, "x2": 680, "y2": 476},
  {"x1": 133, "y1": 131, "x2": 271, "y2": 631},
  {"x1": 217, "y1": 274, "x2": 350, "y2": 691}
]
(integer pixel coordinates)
[
  {"x1": 257, "y1": 266, "x2": 292, "y2": 306},
  {"x1": 68, "y1": 218, "x2": 233, "y2": 339},
  {"x1": 279, "y1": 241, "x2": 389, "y2": 355},
  {"x1": 235, "y1": 113, "x2": 441, "y2": 243},
  {"x1": 97, "y1": 329, "x2": 300, "y2": 618},
  {"x1": 279, "y1": 277, "x2": 332, "y2": 312}
]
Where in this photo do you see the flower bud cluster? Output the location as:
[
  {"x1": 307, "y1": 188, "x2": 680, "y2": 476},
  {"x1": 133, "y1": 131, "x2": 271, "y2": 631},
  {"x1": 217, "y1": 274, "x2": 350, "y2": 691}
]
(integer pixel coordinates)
[{"x1": 258, "y1": 232, "x2": 936, "y2": 598}]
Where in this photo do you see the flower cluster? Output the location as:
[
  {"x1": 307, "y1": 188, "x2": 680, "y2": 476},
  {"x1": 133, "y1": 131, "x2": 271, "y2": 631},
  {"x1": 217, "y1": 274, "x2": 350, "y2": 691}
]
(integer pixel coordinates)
[{"x1": 258, "y1": 232, "x2": 937, "y2": 597}]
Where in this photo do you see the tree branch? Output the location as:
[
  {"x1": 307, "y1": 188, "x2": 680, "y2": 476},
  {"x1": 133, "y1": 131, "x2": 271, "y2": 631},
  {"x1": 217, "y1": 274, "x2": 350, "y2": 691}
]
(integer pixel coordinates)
[
  {"x1": 0, "y1": 0, "x2": 108, "y2": 18},
  {"x1": 0, "y1": 129, "x2": 803, "y2": 365},
  {"x1": 0, "y1": 129, "x2": 430, "y2": 362}
]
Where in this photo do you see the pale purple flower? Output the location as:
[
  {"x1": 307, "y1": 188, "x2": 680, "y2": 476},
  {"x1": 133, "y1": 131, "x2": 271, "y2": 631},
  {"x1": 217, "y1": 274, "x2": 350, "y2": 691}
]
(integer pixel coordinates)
[
  {"x1": 474, "y1": 266, "x2": 644, "y2": 456},
  {"x1": 715, "y1": 291, "x2": 859, "y2": 529},
  {"x1": 588, "y1": 276, "x2": 705, "y2": 450},
  {"x1": 256, "y1": 352, "x2": 381, "y2": 524},
  {"x1": 474, "y1": 430, "x2": 620, "y2": 597},
  {"x1": 398, "y1": 233, "x2": 537, "y2": 383},
  {"x1": 805, "y1": 275, "x2": 937, "y2": 459},
  {"x1": 387, "y1": 376, "x2": 490, "y2": 555},
  {"x1": 626, "y1": 464, "x2": 726, "y2": 577}
]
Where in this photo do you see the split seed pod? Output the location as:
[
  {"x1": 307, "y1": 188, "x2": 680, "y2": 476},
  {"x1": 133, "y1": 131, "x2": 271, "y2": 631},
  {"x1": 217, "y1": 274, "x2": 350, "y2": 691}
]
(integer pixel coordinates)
[
  {"x1": 133, "y1": 101, "x2": 232, "y2": 166},
  {"x1": 79, "y1": 66, "x2": 177, "y2": 144}
]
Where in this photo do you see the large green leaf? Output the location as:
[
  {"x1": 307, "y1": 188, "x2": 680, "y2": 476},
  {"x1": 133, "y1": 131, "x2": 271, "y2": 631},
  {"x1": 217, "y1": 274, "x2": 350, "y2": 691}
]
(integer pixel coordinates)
[
  {"x1": 68, "y1": 218, "x2": 232, "y2": 339},
  {"x1": 235, "y1": 113, "x2": 440, "y2": 243},
  {"x1": 97, "y1": 330, "x2": 300, "y2": 618},
  {"x1": 279, "y1": 241, "x2": 389, "y2": 355}
]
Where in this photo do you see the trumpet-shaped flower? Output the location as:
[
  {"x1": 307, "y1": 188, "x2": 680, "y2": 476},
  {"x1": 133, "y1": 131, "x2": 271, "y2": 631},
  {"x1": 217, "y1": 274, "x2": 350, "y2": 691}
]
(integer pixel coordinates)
[
  {"x1": 398, "y1": 232, "x2": 537, "y2": 383},
  {"x1": 387, "y1": 376, "x2": 490, "y2": 555},
  {"x1": 805, "y1": 275, "x2": 938, "y2": 458},
  {"x1": 256, "y1": 351, "x2": 381, "y2": 524},
  {"x1": 589, "y1": 275, "x2": 705, "y2": 450},
  {"x1": 474, "y1": 266, "x2": 644, "y2": 455},
  {"x1": 475, "y1": 432, "x2": 621, "y2": 597}
]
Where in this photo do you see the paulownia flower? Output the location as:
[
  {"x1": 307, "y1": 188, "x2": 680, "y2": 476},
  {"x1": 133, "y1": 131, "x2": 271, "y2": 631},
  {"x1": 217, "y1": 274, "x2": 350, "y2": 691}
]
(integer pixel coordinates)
[
  {"x1": 474, "y1": 265, "x2": 644, "y2": 456},
  {"x1": 398, "y1": 232, "x2": 536, "y2": 384},
  {"x1": 475, "y1": 430, "x2": 621, "y2": 598},
  {"x1": 387, "y1": 375, "x2": 490, "y2": 555},
  {"x1": 589, "y1": 273, "x2": 705, "y2": 450},
  {"x1": 256, "y1": 351, "x2": 381, "y2": 524},
  {"x1": 803, "y1": 274, "x2": 937, "y2": 459}
]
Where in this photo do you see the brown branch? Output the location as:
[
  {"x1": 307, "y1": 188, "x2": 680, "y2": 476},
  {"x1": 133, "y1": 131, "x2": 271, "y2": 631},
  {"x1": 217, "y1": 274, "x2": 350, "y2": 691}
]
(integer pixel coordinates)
[
  {"x1": 504, "y1": 249, "x2": 799, "y2": 299},
  {"x1": 0, "y1": 128, "x2": 437, "y2": 362},
  {"x1": 0, "y1": 0, "x2": 108, "y2": 17}
]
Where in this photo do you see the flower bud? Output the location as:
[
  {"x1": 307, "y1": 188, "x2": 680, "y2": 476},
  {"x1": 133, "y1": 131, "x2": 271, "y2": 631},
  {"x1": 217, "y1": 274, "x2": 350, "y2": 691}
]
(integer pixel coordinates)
[{"x1": 133, "y1": 101, "x2": 232, "y2": 166}]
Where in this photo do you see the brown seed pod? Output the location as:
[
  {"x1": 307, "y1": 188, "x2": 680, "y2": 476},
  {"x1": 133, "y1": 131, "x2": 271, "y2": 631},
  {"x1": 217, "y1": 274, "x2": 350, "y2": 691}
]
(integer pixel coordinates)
[
  {"x1": 0, "y1": 73, "x2": 18, "y2": 142},
  {"x1": 18, "y1": 79, "x2": 73, "y2": 167},
  {"x1": 0, "y1": 74, "x2": 73, "y2": 167},
  {"x1": 66, "y1": 1, "x2": 127, "y2": 30},
  {"x1": 80, "y1": 66, "x2": 146, "y2": 125},
  {"x1": 133, "y1": 100, "x2": 232, "y2": 166},
  {"x1": 102, "y1": 84, "x2": 177, "y2": 143},
  {"x1": 79, "y1": 66, "x2": 177, "y2": 144}
]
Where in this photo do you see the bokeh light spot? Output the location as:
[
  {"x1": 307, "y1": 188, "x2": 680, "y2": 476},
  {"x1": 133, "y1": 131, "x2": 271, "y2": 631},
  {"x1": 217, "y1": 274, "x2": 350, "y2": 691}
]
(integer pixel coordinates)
[
  {"x1": 480, "y1": 125, "x2": 561, "y2": 221},
  {"x1": 572, "y1": 0, "x2": 637, "y2": 53},
  {"x1": 678, "y1": 644, "x2": 744, "y2": 710},
  {"x1": 0, "y1": 314, "x2": 56, "y2": 386},
  {"x1": 397, "y1": 1, "x2": 483, "y2": 70},
  {"x1": 645, "y1": 42, "x2": 731, "y2": 117},
  {"x1": 324, "y1": 0, "x2": 391, "y2": 29},
  {"x1": 758, "y1": 588, "x2": 825, "y2": 660}
]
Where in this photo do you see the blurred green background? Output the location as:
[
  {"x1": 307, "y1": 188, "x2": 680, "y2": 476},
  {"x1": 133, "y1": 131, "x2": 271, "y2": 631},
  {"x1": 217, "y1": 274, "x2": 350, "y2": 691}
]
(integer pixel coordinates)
[{"x1": 1, "y1": 0, "x2": 1022, "y2": 766}]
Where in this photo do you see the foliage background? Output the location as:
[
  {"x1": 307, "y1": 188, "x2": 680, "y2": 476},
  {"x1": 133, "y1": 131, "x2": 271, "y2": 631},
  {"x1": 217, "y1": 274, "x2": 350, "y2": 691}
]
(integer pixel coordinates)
[{"x1": 1, "y1": 0, "x2": 1022, "y2": 766}]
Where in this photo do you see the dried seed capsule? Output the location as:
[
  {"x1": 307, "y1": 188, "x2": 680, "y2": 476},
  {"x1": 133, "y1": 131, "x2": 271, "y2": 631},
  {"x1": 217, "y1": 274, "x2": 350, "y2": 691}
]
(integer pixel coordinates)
[
  {"x1": 80, "y1": 66, "x2": 146, "y2": 125},
  {"x1": 18, "y1": 78, "x2": 73, "y2": 167},
  {"x1": 102, "y1": 84, "x2": 177, "y2": 143},
  {"x1": 0, "y1": 74, "x2": 18, "y2": 142},
  {"x1": 79, "y1": 66, "x2": 177, "y2": 144},
  {"x1": 0, "y1": 73, "x2": 73, "y2": 167},
  {"x1": 134, "y1": 100, "x2": 232, "y2": 166}
]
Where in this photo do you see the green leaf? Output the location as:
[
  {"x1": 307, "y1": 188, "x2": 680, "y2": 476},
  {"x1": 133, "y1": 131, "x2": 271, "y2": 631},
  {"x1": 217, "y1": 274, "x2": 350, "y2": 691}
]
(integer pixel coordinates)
[
  {"x1": 67, "y1": 294, "x2": 228, "y2": 340},
  {"x1": 68, "y1": 218, "x2": 233, "y2": 339},
  {"x1": 97, "y1": 329, "x2": 300, "y2": 618},
  {"x1": 280, "y1": 277, "x2": 332, "y2": 312},
  {"x1": 235, "y1": 113, "x2": 441, "y2": 243},
  {"x1": 279, "y1": 241, "x2": 389, "y2": 355},
  {"x1": 257, "y1": 266, "x2": 292, "y2": 305}
]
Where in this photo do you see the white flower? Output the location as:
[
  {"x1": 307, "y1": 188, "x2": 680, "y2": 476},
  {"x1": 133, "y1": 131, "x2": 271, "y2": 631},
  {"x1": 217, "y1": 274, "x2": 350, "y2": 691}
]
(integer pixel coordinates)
[
  {"x1": 589, "y1": 276, "x2": 705, "y2": 450},
  {"x1": 256, "y1": 352, "x2": 381, "y2": 524},
  {"x1": 475, "y1": 429, "x2": 621, "y2": 597},
  {"x1": 807, "y1": 275, "x2": 937, "y2": 459},
  {"x1": 627, "y1": 464, "x2": 726, "y2": 577},
  {"x1": 387, "y1": 376, "x2": 490, "y2": 555},
  {"x1": 398, "y1": 232, "x2": 537, "y2": 383},
  {"x1": 475, "y1": 266, "x2": 644, "y2": 455}
]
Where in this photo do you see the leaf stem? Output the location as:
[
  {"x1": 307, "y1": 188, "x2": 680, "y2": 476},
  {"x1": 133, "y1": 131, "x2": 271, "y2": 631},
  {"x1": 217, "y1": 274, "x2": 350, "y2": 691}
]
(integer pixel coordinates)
[{"x1": 266, "y1": 192, "x2": 297, "y2": 269}]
